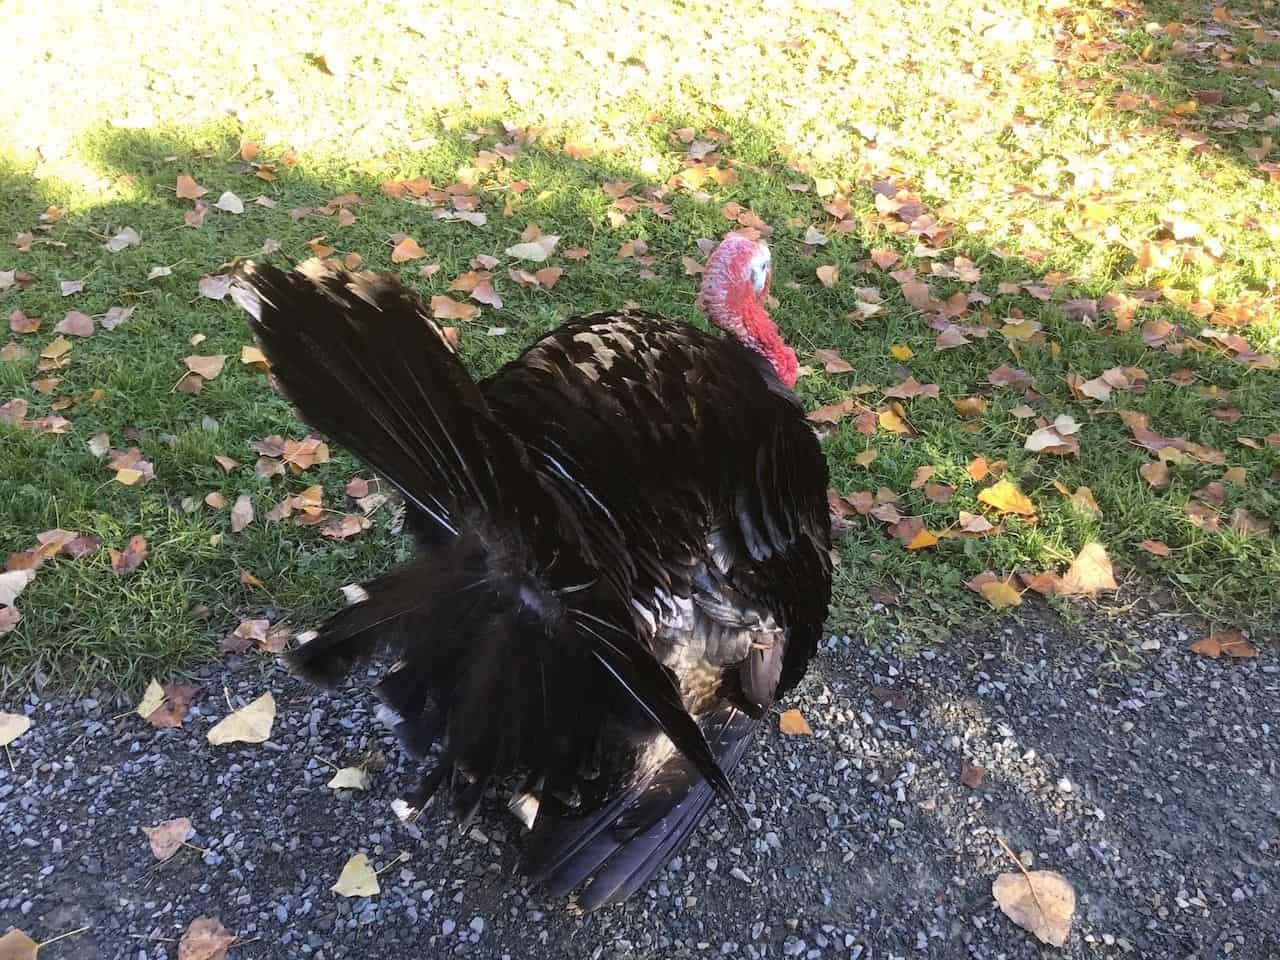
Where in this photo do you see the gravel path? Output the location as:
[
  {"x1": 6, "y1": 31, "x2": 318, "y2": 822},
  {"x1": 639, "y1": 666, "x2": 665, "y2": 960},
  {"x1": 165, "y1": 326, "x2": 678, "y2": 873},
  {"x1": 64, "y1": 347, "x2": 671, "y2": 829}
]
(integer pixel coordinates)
[{"x1": 3, "y1": 608, "x2": 1277, "y2": 959}]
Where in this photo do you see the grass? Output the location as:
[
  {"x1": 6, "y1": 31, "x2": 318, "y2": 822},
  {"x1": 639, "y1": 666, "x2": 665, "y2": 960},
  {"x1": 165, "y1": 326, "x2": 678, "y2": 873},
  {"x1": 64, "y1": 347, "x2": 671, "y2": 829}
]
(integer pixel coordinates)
[{"x1": 1, "y1": 0, "x2": 1277, "y2": 689}]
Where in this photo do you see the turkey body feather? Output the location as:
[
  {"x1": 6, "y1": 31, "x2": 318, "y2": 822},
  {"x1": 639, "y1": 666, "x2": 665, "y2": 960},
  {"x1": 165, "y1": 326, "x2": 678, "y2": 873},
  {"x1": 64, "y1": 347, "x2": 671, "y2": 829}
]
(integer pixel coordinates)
[{"x1": 237, "y1": 259, "x2": 831, "y2": 908}]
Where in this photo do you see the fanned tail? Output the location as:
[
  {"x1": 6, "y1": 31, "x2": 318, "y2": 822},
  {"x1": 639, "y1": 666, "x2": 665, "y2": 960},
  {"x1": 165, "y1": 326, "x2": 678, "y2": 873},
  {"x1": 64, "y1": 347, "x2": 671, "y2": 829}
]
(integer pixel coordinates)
[{"x1": 233, "y1": 260, "x2": 737, "y2": 826}]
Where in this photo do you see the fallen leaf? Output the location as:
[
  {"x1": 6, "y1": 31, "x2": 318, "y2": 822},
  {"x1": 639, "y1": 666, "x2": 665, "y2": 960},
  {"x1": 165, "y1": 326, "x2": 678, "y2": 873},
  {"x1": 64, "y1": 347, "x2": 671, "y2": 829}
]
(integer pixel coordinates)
[
  {"x1": 146, "y1": 683, "x2": 199, "y2": 729},
  {"x1": 883, "y1": 377, "x2": 939, "y2": 400},
  {"x1": 1189, "y1": 630, "x2": 1257, "y2": 659},
  {"x1": 924, "y1": 482, "x2": 955, "y2": 503},
  {"x1": 0, "y1": 570, "x2": 35, "y2": 606},
  {"x1": 143, "y1": 816, "x2": 194, "y2": 861},
  {"x1": 906, "y1": 529, "x2": 939, "y2": 550},
  {"x1": 214, "y1": 191, "x2": 244, "y2": 214},
  {"x1": 993, "y1": 869, "x2": 1076, "y2": 946},
  {"x1": 230, "y1": 494, "x2": 253, "y2": 533},
  {"x1": 175, "y1": 175, "x2": 208, "y2": 199},
  {"x1": 431, "y1": 295, "x2": 480, "y2": 321},
  {"x1": 953, "y1": 396, "x2": 988, "y2": 418},
  {"x1": 328, "y1": 767, "x2": 372, "y2": 790},
  {"x1": 889, "y1": 344, "x2": 914, "y2": 361},
  {"x1": 870, "y1": 249, "x2": 899, "y2": 270},
  {"x1": 0, "y1": 929, "x2": 38, "y2": 960},
  {"x1": 185, "y1": 355, "x2": 227, "y2": 380},
  {"x1": 1138, "y1": 539, "x2": 1172, "y2": 557},
  {"x1": 136, "y1": 679, "x2": 167, "y2": 719},
  {"x1": 1059, "y1": 542, "x2": 1117, "y2": 595},
  {"x1": 0, "y1": 607, "x2": 20, "y2": 635},
  {"x1": 222, "y1": 619, "x2": 269, "y2": 654},
  {"x1": 778, "y1": 708, "x2": 812, "y2": 735},
  {"x1": 977, "y1": 479, "x2": 1035, "y2": 517},
  {"x1": 878, "y1": 408, "x2": 914, "y2": 436},
  {"x1": 979, "y1": 580, "x2": 1022, "y2": 608},
  {"x1": 815, "y1": 265, "x2": 839, "y2": 288},
  {"x1": 960, "y1": 762, "x2": 986, "y2": 788},
  {"x1": 198, "y1": 275, "x2": 232, "y2": 300},
  {"x1": 0, "y1": 712, "x2": 32, "y2": 746},
  {"x1": 41, "y1": 335, "x2": 73, "y2": 360},
  {"x1": 1139, "y1": 461, "x2": 1169, "y2": 488},
  {"x1": 105, "y1": 225, "x2": 142, "y2": 251},
  {"x1": 854, "y1": 449, "x2": 879, "y2": 467},
  {"x1": 505, "y1": 235, "x2": 560, "y2": 261},
  {"x1": 331, "y1": 853, "x2": 380, "y2": 897},
  {"x1": 207, "y1": 692, "x2": 275, "y2": 745},
  {"x1": 109, "y1": 535, "x2": 148, "y2": 577},
  {"x1": 59, "y1": 279, "x2": 84, "y2": 296},
  {"x1": 391, "y1": 235, "x2": 427, "y2": 263},
  {"x1": 177, "y1": 916, "x2": 235, "y2": 960}
]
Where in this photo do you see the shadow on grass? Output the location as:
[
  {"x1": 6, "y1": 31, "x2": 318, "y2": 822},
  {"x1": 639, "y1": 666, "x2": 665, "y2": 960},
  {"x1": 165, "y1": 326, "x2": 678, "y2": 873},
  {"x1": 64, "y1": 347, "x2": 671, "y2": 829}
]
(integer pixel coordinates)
[{"x1": 0, "y1": 109, "x2": 1277, "y2": 690}]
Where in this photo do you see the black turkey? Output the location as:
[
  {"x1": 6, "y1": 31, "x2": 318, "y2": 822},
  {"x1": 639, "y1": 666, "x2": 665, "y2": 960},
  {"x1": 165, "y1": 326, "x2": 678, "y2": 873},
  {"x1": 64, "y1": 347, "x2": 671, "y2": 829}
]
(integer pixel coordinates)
[{"x1": 235, "y1": 232, "x2": 832, "y2": 909}]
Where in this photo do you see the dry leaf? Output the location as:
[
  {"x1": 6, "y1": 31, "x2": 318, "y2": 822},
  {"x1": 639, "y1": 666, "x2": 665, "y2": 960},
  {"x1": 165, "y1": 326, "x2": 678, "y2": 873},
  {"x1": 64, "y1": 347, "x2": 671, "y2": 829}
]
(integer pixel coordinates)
[
  {"x1": 185, "y1": 355, "x2": 226, "y2": 380},
  {"x1": 207, "y1": 692, "x2": 275, "y2": 745},
  {"x1": 177, "y1": 916, "x2": 235, "y2": 960},
  {"x1": 175, "y1": 175, "x2": 208, "y2": 199},
  {"x1": 977, "y1": 479, "x2": 1035, "y2": 517},
  {"x1": 198, "y1": 275, "x2": 232, "y2": 300},
  {"x1": 979, "y1": 580, "x2": 1022, "y2": 609},
  {"x1": 0, "y1": 929, "x2": 38, "y2": 960},
  {"x1": 1189, "y1": 630, "x2": 1257, "y2": 659},
  {"x1": 55, "y1": 311, "x2": 94, "y2": 337},
  {"x1": 1139, "y1": 461, "x2": 1169, "y2": 488},
  {"x1": 136, "y1": 679, "x2": 167, "y2": 719},
  {"x1": 230, "y1": 494, "x2": 253, "y2": 533},
  {"x1": 960, "y1": 762, "x2": 986, "y2": 788},
  {"x1": 778, "y1": 708, "x2": 812, "y2": 735},
  {"x1": 906, "y1": 529, "x2": 939, "y2": 550},
  {"x1": 1059, "y1": 542, "x2": 1117, "y2": 595},
  {"x1": 0, "y1": 570, "x2": 35, "y2": 607},
  {"x1": 815, "y1": 265, "x2": 839, "y2": 288},
  {"x1": 146, "y1": 683, "x2": 199, "y2": 729},
  {"x1": 431, "y1": 295, "x2": 480, "y2": 321},
  {"x1": 391, "y1": 236, "x2": 426, "y2": 263},
  {"x1": 108, "y1": 534, "x2": 148, "y2": 577},
  {"x1": 331, "y1": 853, "x2": 380, "y2": 897},
  {"x1": 0, "y1": 712, "x2": 32, "y2": 747},
  {"x1": 214, "y1": 191, "x2": 244, "y2": 214},
  {"x1": 505, "y1": 235, "x2": 560, "y2": 261},
  {"x1": 1138, "y1": 539, "x2": 1172, "y2": 557},
  {"x1": 328, "y1": 767, "x2": 372, "y2": 790},
  {"x1": 992, "y1": 870, "x2": 1076, "y2": 946},
  {"x1": 143, "y1": 816, "x2": 194, "y2": 861}
]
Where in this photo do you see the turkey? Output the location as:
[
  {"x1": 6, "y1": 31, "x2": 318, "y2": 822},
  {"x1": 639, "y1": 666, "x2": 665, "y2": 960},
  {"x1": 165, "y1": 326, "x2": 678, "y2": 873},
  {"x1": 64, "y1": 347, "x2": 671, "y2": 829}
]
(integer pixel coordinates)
[{"x1": 235, "y1": 232, "x2": 832, "y2": 909}]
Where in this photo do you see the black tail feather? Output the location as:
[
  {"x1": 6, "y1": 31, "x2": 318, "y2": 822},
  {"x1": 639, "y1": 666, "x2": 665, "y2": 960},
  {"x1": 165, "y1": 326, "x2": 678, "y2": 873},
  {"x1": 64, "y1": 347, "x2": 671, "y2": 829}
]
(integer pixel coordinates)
[{"x1": 235, "y1": 259, "x2": 739, "y2": 836}]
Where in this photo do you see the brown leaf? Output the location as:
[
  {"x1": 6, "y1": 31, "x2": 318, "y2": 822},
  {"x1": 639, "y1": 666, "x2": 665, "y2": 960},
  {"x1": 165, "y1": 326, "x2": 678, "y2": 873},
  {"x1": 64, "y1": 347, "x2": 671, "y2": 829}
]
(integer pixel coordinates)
[
  {"x1": 0, "y1": 928, "x2": 38, "y2": 960},
  {"x1": 109, "y1": 535, "x2": 148, "y2": 578},
  {"x1": 883, "y1": 377, "x2": 939, "y2": 400},
  {"x1": 870, "y1": 249, "x2": 899, "y2": 270},
  {"x1": 960, "y1": 762, "x2": 986, "y2": 788},
  {"x1": 1139, "y1": 461, "x2": 1169, "y2": 488},
  {"x1": 923, "y1": 482, "x2": 955, "y2": 503},
  {"x1": 146, "y1": 683, "x2": 199, "y2": 728},
  {"x1": 815, "y1": 265, "x2": 839, "y2": 288},
  {"x1": 197, "y1": 274, "x2": 232, "y2": 300},
  {"x1": 778, "y1": 708, "x2": 812, "y2": 735},
  {"x1": 807, "y1": 398, "x2": 857, "y2": 425},
  {"x1": 431, "y1": 295, "x2": 480, "y2": 321},
  {"x1": 992, "y1": 870, "x2": 1076, "y2": 946},
  {"x1": 222, "y1": 619, "x2": 269, "y2": 654},
  {"x1": 230, "y1": 494, "x2": 254, "y2": 533},
  {"x1": 1189, "y1": 630, "x2": 1257, "y2": 659},
  {"x1": 1138, "y1": 539, "x2": 1172, "y2": 557},
  {"x1": 9, "y1": 310, "x2": 39, "y2": 334},
  {"x1": 178, "y1": 916, "x2": 236, "y2": 960},
  {"x1": 175, "y1": 175, "x2": 208, "y2": 200},
  {"x1": 1059, "y1": 542, "x2": 1117, "y2": 595},
  {"x1": 143, "y1": 816, "x2": 195, "y2": 861},
  {"x1": 391, "y1": 236, "x2": 427, "y2": 262},
  {"x1": 952, "y1": 396, "x2": 988, "y2": 419}
]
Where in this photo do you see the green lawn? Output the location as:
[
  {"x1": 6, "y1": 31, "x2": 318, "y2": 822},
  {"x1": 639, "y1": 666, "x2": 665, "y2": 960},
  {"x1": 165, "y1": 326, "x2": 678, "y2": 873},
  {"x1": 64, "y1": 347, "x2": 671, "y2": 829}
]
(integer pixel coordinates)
[{"x1": 1, "y1": 0, "x2": 1277, "y2": 689}]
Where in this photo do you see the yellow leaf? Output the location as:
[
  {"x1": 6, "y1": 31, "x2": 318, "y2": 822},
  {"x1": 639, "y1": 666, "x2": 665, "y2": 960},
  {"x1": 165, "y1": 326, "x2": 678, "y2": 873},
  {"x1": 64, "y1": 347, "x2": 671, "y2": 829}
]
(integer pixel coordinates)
[
  {"x1": 906, "y1": 529, "x2": 939, "y2": 550},
  {"x1": 979, "y1": 581, "x2": 1022, "y2": 608},
  {"x1": 1068, "y1": 486, "x2": 1102, "y2": 519},
  {"x1": 331, "y1": 853, "x2": 380, "y2": 897},
  {"x1": 207, "y1": 692, "x2": 275, "y2": 745},
  {"x1": 889, "y1": 344, "x2": 914, "y2": 361},
  {"x1": 855, "y1": 449, "x2": 879, "y2": 467},
  {"x1": 1222, "y1": 466, "x2": 1247, "y2": 484},
  {"x1": 40, "y1": 335, "x2": 73, "y2": 359},
  {"x1": 878, "y1": 408, "x2": 912, "y2": 435},
  {"x1": 778, "y1": 708, "x2": 812, "y2": 735},
  {"x1": 136, "y1": 679, "x2": 167, "y2": 719},
  {"x1": 115, "y1": 467, "x2": 145, "y2": 486},
  {"x1": 240, "y1": 345, "x2": 270, "y2": 371},
  {"x1": 992, "y1": 870, "x2": 1076, "y2": 947},
  {"x1": 977, "y1": 479, "x2": 1035, "y2": 517}
]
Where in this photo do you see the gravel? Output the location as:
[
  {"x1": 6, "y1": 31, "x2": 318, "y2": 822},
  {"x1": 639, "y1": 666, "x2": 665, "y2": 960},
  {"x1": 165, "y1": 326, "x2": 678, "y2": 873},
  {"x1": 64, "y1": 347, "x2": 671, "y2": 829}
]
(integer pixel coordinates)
[{"x1": 2, "y1": 607, "x2": 1277, "y2": 958}]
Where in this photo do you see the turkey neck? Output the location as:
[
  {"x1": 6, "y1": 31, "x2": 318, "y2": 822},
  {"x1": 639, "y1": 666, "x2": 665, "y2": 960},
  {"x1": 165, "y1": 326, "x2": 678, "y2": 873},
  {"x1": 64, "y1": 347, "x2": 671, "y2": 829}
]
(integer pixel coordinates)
[{"x1": 703, "y1": 288, "x2": 798, "y2": 388}]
